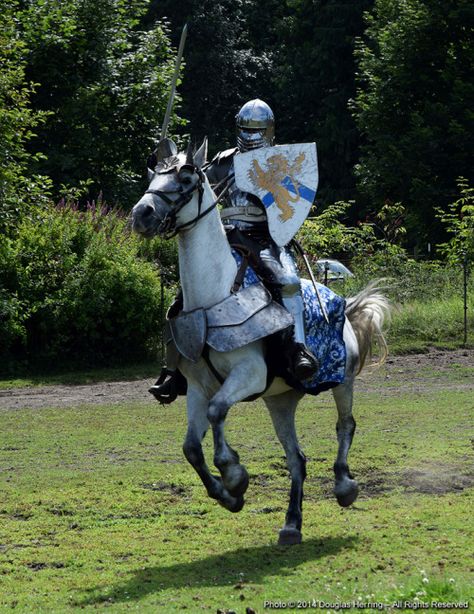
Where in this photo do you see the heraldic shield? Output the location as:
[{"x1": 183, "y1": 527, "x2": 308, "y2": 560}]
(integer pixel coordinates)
[{"x1": 234, "y1": 143, "x2": 318, "y2": 246}]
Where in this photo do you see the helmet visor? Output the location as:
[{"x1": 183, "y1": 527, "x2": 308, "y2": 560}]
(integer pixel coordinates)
[{"x1": 237, "y1": 128, "x2": 273, "y2": 152}]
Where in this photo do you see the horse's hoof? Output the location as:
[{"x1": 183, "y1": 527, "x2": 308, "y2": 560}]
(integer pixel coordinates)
[
  {"x1": 229, "y1": 495, "x2": 245, "y2": 513},
  {"x1": 278, "y1": 527, "x2": 302, "y2": 546},
  {"x1": 226, "y1": 466, "x2": 249, "y2": 498},
  {"x1": 334, "y1": 479, "x2": 359, "y2": 507},
  {"x1": 219, "y1": 494, "x2": 245, "y2": 513}
]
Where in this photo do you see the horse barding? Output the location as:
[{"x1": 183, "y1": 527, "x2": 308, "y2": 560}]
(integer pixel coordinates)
[{"x1": 131, "y1": 139, "x2": 390, "y2": 545}]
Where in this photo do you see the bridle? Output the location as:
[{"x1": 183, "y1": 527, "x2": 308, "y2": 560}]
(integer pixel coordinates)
[{"x1": 145, "y1": 164, "x2": 231, "y2": 239}]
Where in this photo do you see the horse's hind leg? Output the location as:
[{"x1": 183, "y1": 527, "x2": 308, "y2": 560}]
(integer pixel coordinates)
[
  {"x1": 332, "y1": 379, "x2": 359, "y2": 507},
  {"x1": 183, "y1": 386, "x2": 244, "y2": 512},
  {"x1": 264, "y1": 390, "x2": 306, "y2": 545}
]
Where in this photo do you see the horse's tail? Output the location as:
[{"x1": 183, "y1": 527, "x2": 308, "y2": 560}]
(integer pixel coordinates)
[{"x1": 345, "y1": 281, "x2": 391, "y2": 374}]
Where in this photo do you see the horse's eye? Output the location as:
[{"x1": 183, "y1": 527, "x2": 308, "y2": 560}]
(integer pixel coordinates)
[{"x1": 181, "y1": 176, "x2": 193, "y2": 186}]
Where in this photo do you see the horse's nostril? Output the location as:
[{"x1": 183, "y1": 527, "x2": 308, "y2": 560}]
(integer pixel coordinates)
[{"x1": 143, "y1": 204, "x2": 154, "y2": 218}]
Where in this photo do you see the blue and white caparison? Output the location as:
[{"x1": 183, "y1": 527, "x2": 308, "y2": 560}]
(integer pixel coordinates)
[{"x1": 232, "y1": 250, "x2": 346, "y2": 395}]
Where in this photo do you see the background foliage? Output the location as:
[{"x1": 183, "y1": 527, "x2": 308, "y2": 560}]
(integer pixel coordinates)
[
  {"x1": 0, "y1": 0, "x2": 472, "y2": 372},
  {"x1": 0, "y1": 1, "x2": 52, "y2": 234},
  {"x1": 353, "y1": 0, "x2": 474, "y2": 245},
  {"x1": 0, "y1": 201, "x2": 171, "y2": 372},
  {"x1": 19, "y1": 0, "x2": 182, "y2": 205}
]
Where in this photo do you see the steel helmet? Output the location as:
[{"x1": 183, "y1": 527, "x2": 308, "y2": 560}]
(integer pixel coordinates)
[{"x1": 235, "y1": 99, "x2": 275, "y2": 152}]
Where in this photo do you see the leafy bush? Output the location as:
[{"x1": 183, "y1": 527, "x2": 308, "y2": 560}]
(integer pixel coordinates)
[
  {"x1": 137, "y1": 234, "x2": 180, "y2": 287},
  {"x1": 299, "y1": 201, "x2": 375, "y2": 260},
  {"x1": 303, "y1": 201, "x2": 473, "y2": 350},
  {"x1": 0, "y1": 239, "x2": 27, "y2": 370},
  {"x1": 299, "y1": 201, "x2": 407, "y2": 266},
  {"x1": 0, "y1": 201, "x2": 170, "y2": 372},
  {"x1": 437, "y1": 178, "x2": 474, "y2": 264},
  {"x1": 347, "y1": 255, "x2": 468, "y2": 303},
  {"x1": 300, "y1": 201, "x2": 470, "y2": 305},
  {"x1": 326, "y1": 257, "x2": 473, "y2": 352}
]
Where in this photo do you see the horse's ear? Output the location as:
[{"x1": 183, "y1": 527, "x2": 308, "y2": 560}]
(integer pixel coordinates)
[
  {"x1": 186, "y1": 142, "x2": 194, "y2": 166},
  {"x1": 193, "y1": 137, "x2": 208, "y2": 169}
]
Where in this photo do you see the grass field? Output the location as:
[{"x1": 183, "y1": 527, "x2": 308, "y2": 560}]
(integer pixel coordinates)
[
  {"x1": 0, "y1": 362, "x2": 473, "y2": 613},
  {"x1": 386, "y1": 296, "x2": 474, "y2": 355}
]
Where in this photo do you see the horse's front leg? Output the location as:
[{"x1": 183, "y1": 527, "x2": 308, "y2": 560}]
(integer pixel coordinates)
[
  {"x1": 207, "y1": 352, "x2": 267, "y2": 507},
  {"x1": 332, "y1": 378, "x2": 359, "y2": 507},
  {"x1": 183, "y1": 386, "x2": 244, "y2": 512},
  {"x1": 265, "y1": 390, "x2": 306, "y2": 545}
]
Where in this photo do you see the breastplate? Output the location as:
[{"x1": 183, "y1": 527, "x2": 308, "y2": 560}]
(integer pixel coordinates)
[
  {"x1": 222, "y1": 164, "x2": 264, "y2": 211},
  {"x1": 217, "y1": 158, "x2": 267, "y2": 230},
  {"x1": 225, "y1": 178, "x2": 251, "y2": 208}
]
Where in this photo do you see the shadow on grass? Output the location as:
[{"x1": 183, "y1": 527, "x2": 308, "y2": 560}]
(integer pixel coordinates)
[{"x1": 79, "y1": 535, "x2": 357, "y2": 605}]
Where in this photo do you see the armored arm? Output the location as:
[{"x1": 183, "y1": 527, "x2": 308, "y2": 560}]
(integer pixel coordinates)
[{"x1": 205, "y1": 147, "x2": 237, "y2": 186}]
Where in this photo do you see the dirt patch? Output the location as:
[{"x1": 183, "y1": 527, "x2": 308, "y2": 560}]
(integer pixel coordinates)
[
  {"x1": 355, "y1": 348, "x2": 473, "y2": 396},
  {"x1": 140, "y1": 482, "x2": 190, "y2": 497},
  {"x1": 306, "y1": 462, "x2": 474, "y2": 499},
  {"x1": 25, "y1": 561, "x2": 66, "y2": 571},
  {"x1": 0, "y1": 348, "x2": 472, "y2": 411},
  {"x1": 0, "y1": 379, "x2": 153, "y2": 411},
  {"x1": 399, "y1": 466, "x2": 474, "y2": 495}
]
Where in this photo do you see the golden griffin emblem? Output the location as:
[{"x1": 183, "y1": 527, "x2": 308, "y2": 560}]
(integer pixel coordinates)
[{"x1": 248, "y1": 152, "x2": 306, "y2": 222}]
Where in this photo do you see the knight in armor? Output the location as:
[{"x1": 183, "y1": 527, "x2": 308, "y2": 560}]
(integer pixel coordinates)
[{"x1": 150, "y1": 99, "x2": 318, "y2": 403}]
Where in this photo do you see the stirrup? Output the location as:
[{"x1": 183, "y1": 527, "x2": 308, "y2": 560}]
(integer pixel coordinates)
[
  {"x1": 149, "y1": 368, "x2": 179, "y2": 405},
  {"x1": 291, "y1": 343, "x2": 319, "y2": 381}
]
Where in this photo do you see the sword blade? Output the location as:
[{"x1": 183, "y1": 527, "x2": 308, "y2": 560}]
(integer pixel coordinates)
[
  {"x1": 301, "y1": 250, "x2": 330, "y2": 324},
  {"x1": 292, "y1": 239, "x2": 330, "y2": 325},
  {"x1": 161, "y1": 23, "x2": 188, "y2": 140}
]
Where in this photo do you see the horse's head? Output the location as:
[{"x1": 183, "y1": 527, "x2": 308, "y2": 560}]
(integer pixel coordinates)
[{"x1": 132, "y1": 138, "x2": 208, "y2": 238}]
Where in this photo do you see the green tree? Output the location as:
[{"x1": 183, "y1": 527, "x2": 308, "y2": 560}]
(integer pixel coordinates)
[
  {"x1": 0, "y1": 0, "x2": 51, "y2": 233},
  {"x1": 19, "y1": 0, "x2": 182, "y2": 205},
  {"x1": 269, "y1": 0, "x2": 373, "y2": 204},
  {"x1": 150, "y1": 0, "x2": 371, "y2": 200},
  {"x1": 353, "y1": 0, "x2": 474, "y2": 245},
  {"x1": 146, "y1": 0, "x2": 269, "y2": 153}
]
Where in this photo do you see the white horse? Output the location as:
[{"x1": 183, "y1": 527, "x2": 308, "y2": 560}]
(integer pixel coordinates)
[{"x1": 132, "y1": 139, "x2": 390, "y2": 545}]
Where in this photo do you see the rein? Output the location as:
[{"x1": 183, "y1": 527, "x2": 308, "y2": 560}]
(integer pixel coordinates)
[{"x1": 145, "y1": 168, "x2": 232, "y2": 239}]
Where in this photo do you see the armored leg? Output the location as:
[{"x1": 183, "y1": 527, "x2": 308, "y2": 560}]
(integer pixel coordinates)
[
  {"x1": 260, "y1": 246, "x2": 319, "y2": 381},
  {"x1": 281, "y1": 293, "x2": 306, "y2": 345},
  {"x1": 149, "y1": 327, "x2": 187, "y2": 404},
  {"x1": 149, "y1": 292, "x2": 187, "y2": 404},
  {"x1": 281, "y1": 292, "x2": 319, "y2": 380}
]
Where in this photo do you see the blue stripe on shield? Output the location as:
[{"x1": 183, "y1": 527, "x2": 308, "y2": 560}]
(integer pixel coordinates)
[{"x1": 261, "y1": 177, "x2": 316, "y2": 209}]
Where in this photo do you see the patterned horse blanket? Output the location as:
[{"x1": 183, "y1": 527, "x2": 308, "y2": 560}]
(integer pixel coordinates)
[
  {"x1": 233, "y1": 250, "x2": 347, "y2": 396},
  {"x1": 299, "y1": 278, "x2": 347, "y2": 395}
]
